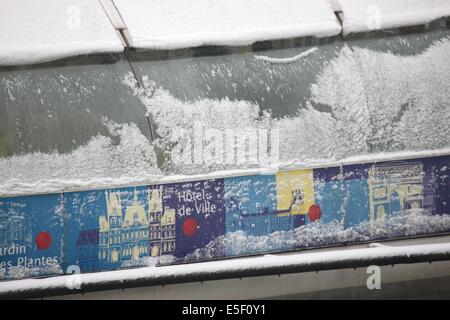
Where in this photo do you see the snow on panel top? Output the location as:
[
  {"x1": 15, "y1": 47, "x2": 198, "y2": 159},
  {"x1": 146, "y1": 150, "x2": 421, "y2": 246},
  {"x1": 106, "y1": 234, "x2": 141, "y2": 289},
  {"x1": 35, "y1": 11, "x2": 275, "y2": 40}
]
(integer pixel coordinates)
[
  {"x1": 337, "y1": 0, "x2": 450, "y2": 35},
  {"x1": 112, "y1": 0, "x2": 342, "y2": 50},
  {"x1": 0, "y1": 0, "x2": 124, "y2": 66}
]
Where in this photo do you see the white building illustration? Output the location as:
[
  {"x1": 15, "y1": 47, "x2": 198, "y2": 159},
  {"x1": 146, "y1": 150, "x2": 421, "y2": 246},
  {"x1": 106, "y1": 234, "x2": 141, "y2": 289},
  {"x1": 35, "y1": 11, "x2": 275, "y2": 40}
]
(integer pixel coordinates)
[
  {"x1": 148, "y1": 187, "x2": 176, "y2": 257},
  {"x1": 0, "y1": 206, "x2": 30, "y2": 248},
  {"x1": 368, "y1": 162, "x2": 435, "y2": 226},
  {"x1": 99, "y1": 188, "x2": 176, "y2": 265}
]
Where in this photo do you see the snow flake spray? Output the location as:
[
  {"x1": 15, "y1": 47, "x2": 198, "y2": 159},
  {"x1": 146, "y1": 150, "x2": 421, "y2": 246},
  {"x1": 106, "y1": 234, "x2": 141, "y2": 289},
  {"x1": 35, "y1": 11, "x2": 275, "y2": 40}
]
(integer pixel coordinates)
[{"x1": 172, "y1": 121, "x2": 279, "y2": 167}]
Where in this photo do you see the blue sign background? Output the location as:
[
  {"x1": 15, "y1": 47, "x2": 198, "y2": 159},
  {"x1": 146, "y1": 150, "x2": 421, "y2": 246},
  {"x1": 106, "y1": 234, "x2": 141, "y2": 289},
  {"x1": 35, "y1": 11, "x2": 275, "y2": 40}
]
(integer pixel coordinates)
[{"x1": 1, "y1": 154, "x2": 450, "y2": 280}]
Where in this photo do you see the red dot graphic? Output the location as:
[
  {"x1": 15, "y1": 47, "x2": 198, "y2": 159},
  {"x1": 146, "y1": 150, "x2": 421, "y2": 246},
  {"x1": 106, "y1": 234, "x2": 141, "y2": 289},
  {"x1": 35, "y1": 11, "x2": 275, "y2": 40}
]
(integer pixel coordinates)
[
  {"x1": 308, "y1": 204, "x2": 322, "y2": 222},
  {"x1": 182, "y1": 217, "x2": 198, "y2": 237},
  {"x1": 36, "y1": 231, "x2": 52, "y2": 250}
]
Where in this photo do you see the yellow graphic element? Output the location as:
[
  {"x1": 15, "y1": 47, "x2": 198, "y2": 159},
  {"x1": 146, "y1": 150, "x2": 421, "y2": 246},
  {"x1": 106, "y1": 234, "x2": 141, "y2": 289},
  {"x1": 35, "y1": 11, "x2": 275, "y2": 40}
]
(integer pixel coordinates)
[
  {"x1": 111, "y1": 249, "x2": 119, "y2": 262},
  {"x1": 151, "y1": 245, "x2": 160, "y2": 257},
  {"x1": 132, "y1": 246, "x2": 140, "y2": 260},
  {"x1": 376, "y1": 205, "x2": 385, "y2": 223},
  {"x1": 123, "y1": 192, "x2": 148, "y2": 227},
  {"x1": 99, "y1": 215, "x2": 109, "y2": 232},
  {"x1": 148, "y1": 186, "x2": 176, "y2": 256},
  {"x1": 276, "y1": 169, "x2": 314, "y2": 216},
  {"x1": 106, "y1": 191, "x2": 122, "y2": 217},
  {"x1": 161, "y1": 208, "x2": 176, "y2": 225},
  {"x1": 149, "y1": 187, "x2": 163, "y2": 213}
]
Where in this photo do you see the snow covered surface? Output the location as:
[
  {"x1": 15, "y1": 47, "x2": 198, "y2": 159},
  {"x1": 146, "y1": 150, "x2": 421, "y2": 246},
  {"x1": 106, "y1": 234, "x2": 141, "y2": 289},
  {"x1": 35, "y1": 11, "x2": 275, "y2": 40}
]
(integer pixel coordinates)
[
  {"x1": 0, "y1": 0, "x2": 123, "y2": 66},
  {"x1": 304, "y1": 38, "x2": 450, "y2": 159},
  {"x1": 337, "y1": 0, "x2": 450, "y2": 35},
  {"x1": 1, "y1": 33, "x2": 450, "y2": 196},
  {"x1": 2, "y1": 0, "x2": 450, "y2": 65},
  {"x1": 0, "y1": 119, "x2": 160, "y2": 197},
  {"x1": 122, "y1": 36, "x2": 450, "y2": 176},
  {"x1": 0, "y1": 264, "x2": 63, "y2": 282},
  {"x1": 254, "y1": 47, "x2": 318, "y2": 64},
  {"x1": 2, "y1": 241, "x2": 450, "y2": 296},
  {"x1": 112, "y1": 0, "x2": 342, "y2": 50},
  {"x1": 186, "y1": 210, "x2": 450, "y2": 259},
  {"x1": 0, "y1": 146, "x2": 449, "y2": 198}
]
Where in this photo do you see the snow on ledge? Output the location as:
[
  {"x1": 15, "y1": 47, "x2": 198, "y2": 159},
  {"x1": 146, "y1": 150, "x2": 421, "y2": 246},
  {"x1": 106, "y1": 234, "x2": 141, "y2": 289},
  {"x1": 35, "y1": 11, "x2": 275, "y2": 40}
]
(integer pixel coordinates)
[
  {"x1": 0, "y1": 0, "x2": 124, "y2": 67},
  {"x1": 337, "y1": 0, "x2": 450, "y2": 35},
  {"x1": 254, "y1": 47, "x2": 318, "y2": 64},
  {"x1": 2, "y1": 241, "x2": 450, "y2": 298},
  {"x1": 1, "y1": 148, "x2": 450, "y2": 198},
  {"x1": 112, "y1": 0, "x2": 342, "y2": 50}
]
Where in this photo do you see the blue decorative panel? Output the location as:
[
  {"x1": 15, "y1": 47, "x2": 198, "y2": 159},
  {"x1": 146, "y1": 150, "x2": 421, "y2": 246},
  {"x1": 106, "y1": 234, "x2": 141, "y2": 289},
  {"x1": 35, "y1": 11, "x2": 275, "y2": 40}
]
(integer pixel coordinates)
[{"x1": 1, "y1": 154, "x2": 450, "y2": 280}]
